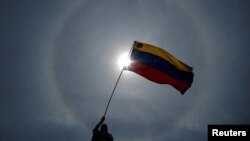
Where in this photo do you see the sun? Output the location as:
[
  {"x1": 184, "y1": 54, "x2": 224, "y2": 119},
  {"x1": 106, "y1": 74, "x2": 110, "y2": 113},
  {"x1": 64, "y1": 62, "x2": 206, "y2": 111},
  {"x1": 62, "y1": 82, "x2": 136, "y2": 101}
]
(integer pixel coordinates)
[{"x1": 117, "y1": 53, "x2": 131, "y2": 69}]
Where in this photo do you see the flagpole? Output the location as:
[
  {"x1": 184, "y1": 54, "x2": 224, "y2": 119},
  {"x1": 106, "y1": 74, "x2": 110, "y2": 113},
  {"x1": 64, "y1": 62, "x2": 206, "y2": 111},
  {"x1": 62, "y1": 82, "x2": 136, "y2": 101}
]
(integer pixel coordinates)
[
  {"x1": 103, "y1": 67, "x2": 124, "y2": 117},
  {"x1": 103, "y1": 42, "x2": 135, "y2": 117}
]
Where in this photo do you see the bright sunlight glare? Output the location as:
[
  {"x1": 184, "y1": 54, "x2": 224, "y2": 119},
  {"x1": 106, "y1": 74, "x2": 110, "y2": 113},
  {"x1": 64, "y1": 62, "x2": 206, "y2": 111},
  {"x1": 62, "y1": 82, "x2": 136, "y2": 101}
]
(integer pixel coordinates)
[{"x1": 117, "y1": 53, "x2": 131, "y2": 69}]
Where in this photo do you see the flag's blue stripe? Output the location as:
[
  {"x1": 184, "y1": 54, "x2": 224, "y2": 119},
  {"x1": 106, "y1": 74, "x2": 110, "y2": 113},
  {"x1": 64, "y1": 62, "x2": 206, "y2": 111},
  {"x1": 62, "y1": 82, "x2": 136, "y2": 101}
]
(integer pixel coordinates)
[{"x1": 130, "y1": 49, "x2": 194, "y2": 84}]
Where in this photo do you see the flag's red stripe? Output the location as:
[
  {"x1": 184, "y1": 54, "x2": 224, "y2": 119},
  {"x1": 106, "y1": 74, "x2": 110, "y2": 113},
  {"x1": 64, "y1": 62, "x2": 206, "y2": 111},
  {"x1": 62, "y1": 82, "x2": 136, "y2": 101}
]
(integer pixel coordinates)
[{"x1": 127, "y1": 61, "x2": 191, "y2": 94}]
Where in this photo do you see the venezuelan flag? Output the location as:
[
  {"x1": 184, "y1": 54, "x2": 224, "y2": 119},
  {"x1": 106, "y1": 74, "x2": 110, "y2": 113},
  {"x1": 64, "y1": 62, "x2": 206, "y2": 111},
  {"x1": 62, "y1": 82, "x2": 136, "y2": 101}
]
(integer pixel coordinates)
[{"x1": 126, "y1": 41, "x2": 194, "y2": 94}]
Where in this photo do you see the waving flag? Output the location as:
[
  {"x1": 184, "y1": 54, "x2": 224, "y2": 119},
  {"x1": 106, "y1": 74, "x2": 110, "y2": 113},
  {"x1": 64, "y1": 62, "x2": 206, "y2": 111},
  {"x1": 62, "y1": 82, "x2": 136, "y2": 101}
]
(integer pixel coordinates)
[{"x1": 126, "y1": 41, "x2": 194, "y2": 94}]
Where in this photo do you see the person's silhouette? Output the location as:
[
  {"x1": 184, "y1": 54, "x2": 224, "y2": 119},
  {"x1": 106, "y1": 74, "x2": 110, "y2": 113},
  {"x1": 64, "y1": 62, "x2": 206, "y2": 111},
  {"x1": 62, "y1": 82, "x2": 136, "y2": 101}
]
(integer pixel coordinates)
[{"x1": 91, "y1": 117, "x2": 113, "y2": 141}]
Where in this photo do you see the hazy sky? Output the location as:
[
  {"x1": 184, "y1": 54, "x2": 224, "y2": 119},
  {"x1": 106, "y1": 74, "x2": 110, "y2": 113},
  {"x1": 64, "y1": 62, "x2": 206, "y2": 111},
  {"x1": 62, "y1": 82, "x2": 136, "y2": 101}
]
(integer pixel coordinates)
[{"x1": 1, "y1": 0, "x2": 250, "y2": 141}]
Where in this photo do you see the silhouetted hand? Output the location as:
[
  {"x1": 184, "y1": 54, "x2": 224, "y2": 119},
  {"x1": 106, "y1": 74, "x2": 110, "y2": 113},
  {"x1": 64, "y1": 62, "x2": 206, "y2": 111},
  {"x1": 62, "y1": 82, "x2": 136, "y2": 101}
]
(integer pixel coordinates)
[{"x1": 101, "y1": 116, "x2": 105, "y2": 122}]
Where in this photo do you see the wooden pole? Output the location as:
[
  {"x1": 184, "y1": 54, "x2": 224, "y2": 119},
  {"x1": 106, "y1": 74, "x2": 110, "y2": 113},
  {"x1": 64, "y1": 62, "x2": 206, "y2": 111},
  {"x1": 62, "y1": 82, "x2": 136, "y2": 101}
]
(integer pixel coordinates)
[{"x1": 103, "y1": 42, "x2": 135, "y2": 117}]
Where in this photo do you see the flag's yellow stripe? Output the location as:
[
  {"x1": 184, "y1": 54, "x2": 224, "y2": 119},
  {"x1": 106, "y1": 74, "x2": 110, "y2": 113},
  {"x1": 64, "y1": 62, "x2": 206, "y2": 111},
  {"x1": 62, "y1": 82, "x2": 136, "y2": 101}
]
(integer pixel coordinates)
[{"x1": 133, "y1": 41, "x2": 193, "y2": 72}]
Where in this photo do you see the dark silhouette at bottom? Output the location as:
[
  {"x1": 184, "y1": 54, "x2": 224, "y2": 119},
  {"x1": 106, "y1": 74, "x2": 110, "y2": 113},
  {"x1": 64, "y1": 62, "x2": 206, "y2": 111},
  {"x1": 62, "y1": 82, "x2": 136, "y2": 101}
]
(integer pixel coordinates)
[{"x1": 91, "y1": 117, "x2": 113, "y2": 141}]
